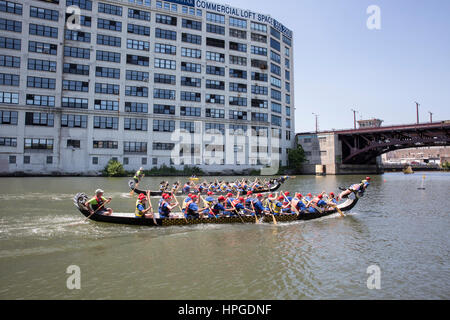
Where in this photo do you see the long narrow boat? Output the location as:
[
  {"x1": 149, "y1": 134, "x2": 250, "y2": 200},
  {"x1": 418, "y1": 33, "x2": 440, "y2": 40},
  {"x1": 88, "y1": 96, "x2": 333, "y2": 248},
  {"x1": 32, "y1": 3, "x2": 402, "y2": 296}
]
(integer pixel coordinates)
[
  {"x1": 73, "y1": 191, "x2": 363, "y2": 227},
  {"x1": 128, "y1": 179, "x2": 283, "y2": 197}
]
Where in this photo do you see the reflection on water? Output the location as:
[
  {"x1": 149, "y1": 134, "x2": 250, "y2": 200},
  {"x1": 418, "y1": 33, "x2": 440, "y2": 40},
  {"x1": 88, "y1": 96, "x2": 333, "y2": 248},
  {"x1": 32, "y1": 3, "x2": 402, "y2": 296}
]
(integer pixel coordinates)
[{"x1": 0, "y1": 173, "x2": 449, "y2": 300}]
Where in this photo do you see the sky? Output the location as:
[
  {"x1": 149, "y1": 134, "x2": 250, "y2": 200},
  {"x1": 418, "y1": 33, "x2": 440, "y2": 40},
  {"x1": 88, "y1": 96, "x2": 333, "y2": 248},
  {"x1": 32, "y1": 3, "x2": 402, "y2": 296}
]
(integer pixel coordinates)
[{"x1": 222, "y1": 0, "x2": 450, "y2": 133}]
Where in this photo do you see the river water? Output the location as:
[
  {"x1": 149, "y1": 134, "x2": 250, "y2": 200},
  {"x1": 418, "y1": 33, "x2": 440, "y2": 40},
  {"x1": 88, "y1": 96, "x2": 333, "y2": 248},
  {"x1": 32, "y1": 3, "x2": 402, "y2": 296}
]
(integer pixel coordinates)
[{"x1": 0, "y1": 173, "x2": 448, "y2": 300}]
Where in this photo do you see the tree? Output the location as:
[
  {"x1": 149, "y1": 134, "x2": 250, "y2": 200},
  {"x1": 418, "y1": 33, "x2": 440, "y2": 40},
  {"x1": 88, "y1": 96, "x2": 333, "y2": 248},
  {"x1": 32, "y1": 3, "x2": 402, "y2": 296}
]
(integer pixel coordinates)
[
  {"x1": 287, "y1": 145, "x2": 307, "y2": 173},
  {"x1": 103, "y1": 159, "x2": 126, "y2": 177}
]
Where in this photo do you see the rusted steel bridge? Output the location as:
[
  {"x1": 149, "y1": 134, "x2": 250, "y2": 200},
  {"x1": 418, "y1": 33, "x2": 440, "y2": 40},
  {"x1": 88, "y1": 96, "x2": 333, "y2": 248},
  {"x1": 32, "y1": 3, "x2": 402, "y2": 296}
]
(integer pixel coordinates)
[{"x1": 336, "y1": 121, "x2": 450, "y2": 164}]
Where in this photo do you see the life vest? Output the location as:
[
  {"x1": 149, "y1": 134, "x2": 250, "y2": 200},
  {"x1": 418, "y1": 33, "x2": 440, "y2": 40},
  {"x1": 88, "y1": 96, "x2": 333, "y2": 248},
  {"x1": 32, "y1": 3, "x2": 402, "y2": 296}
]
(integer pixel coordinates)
[
  {"x1": 135, "y1": 199, "x2": 146, "y2": 218},
  {"x1": 185, "y1": 200, "x2": 196, "y2": 216},
  {"x1": 272, "y1": 202, "x2": 282, "y2": 214},
  {"x1": 134, "y1": 170, "x2": 143, "y2": 180},
  {"x1": 159, "y1": 200, "x2": 170, "y2": 216},
  {"x1": 90, "y1": 196, "x2": 105, "y2": 211},
  {"x1": 292, "y1": 198, "x2": 300, "y2": 209}
]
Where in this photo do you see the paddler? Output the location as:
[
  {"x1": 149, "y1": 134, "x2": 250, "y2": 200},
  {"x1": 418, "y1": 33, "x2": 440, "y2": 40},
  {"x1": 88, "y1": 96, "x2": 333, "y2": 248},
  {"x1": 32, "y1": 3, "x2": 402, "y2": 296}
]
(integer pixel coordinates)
[
  {"x1": 253, "y1": 194, "x2": 267, "y2": 217},
  {"x1": 185, "y1": 195, "x2": 200, "y2": 219},
  {"x1": 307, "y1": 194, "x2": 328, "y2": 214},
  {"x1": 158, "y1": 193, "x2": 178, "y2": 219},
  {"x1": 338, "y1": 177, "x2": 371, "y2": 200},
  {"x1": 135, "y1": 193, "x2": 153, "y2": 219},
  {"x1": 85, "y1": 189, "x2": 113, "y2": 216},
  {"x1": 292, "y1": 193, "x2": 307, "y2": 214}
]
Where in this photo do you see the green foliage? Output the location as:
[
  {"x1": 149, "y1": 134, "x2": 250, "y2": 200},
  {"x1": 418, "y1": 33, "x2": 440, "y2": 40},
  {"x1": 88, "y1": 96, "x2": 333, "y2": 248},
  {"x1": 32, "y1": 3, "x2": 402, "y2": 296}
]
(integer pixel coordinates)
[
  {"x1": 103, "y1": 159, "x2": 126, "y2": 177},
  {"x1": 142, "y1": 164, "x2": 205, "y2": 176},
  {"x1": 442, "y1": 161, "x2": 450, "y2": 171},
  {"x1": 287, "y1": 145, "x2": 307, "y2": 173}
]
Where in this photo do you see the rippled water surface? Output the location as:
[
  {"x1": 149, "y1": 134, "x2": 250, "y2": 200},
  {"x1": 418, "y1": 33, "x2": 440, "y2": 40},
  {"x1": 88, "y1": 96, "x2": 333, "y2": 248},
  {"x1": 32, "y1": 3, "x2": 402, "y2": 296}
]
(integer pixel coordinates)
[{"x1": 0, "y1": 173, "x2": 449, "y2": 300}]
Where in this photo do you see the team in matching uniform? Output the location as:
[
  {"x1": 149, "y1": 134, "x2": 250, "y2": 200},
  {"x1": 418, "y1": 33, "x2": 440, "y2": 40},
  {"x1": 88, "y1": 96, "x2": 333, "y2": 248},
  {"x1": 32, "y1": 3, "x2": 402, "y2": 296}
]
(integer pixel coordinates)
[{"x1": 89, "y1": 176, "x2": 371, "y2": 220}]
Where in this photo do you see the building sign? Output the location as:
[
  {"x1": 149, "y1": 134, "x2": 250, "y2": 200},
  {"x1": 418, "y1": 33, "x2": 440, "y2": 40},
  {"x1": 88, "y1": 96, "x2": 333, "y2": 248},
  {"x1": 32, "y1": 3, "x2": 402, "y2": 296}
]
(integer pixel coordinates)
[
  {"x1": 195, "y1": 0, "x2": 293, "y2": 39},
  {"x1": 166, "y1": 0, "x2": 195, "y2": 7}
]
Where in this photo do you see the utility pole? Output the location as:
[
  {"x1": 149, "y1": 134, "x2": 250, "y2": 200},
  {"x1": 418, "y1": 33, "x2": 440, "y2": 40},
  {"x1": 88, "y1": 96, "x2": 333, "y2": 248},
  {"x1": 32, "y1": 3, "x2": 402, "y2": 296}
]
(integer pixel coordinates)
[
  {"x1": 312, "y1": 113, "x2": 319, "y2": 133},
  {"x1": 415, "y1": 102, "x2": 420, "y2": 124},
  {"x1": 351, "y1": 109, "x2": 358, "y2": 129},
  {"x1": 429, "y1": 111, "x2": 433, "y2": 123}
]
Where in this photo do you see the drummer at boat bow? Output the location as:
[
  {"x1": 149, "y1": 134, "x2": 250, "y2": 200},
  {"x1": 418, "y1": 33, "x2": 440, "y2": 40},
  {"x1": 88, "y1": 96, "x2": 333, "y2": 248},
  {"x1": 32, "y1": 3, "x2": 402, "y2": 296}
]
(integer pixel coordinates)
[
  {"x1": 85, "y1": 189, "x2": 113, "y2": 216},
  {"x1": 338, "y1": 177, "x2": 371, "y2": 200},
  {"x1": 133, "y1": 167, "x2": 145, "y2": 183}
]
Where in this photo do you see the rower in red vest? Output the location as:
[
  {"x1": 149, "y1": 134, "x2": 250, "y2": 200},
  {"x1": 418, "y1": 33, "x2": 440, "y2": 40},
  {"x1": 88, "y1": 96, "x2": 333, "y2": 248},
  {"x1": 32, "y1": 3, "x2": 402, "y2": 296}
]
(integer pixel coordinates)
[{"x1": 307, "y1": 194, "x2": 328, "y2": 214}]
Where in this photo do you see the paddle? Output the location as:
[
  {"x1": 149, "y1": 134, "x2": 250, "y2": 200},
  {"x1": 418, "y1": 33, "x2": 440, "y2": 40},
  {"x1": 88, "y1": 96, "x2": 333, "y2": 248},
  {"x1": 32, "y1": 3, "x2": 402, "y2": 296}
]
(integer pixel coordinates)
[
  {"x1": 200, "y1": 195, "x2": 217, "y2": 219},
  {"x1": 281, "y1": 191, "x2": 298, "y2": 216},
  {"x1": 267, "y1": 201, "x2": 278, "y2": 225},
  {"x1": 85, "y1": 198, "x2": 111, "y2": 222},
  {"x1": 230, "y1": 200, "x2": 246, "y2": 224},
  {"x1": 147, "y1": 190, "x2": 157, "y2": 225},
  {"x1": 172, "y1": 186, "x2": 188, "y2": 222},
  {"x1": 250, "y1": 200, "x2": 259, "y2": 224}
]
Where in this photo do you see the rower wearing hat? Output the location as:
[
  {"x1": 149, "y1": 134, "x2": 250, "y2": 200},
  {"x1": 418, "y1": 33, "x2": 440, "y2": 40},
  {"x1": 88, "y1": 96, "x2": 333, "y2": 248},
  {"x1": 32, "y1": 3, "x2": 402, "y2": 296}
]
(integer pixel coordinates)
[
  {"x1": 253, "y1": 194, "x2": 266, "y2": 217},
  {"x1": 307, "y1": 194, "x2": 328, "y2": 214},
  {"x1": 135, "y1": 193, "x2": 153, "y2": 219},
  {"x1": 159, "y1": 193, "x2": 178, "y2": 219},
  {"x1": 292, "y1": 193, "x2": 307, "y2": 214},
  {"x1": 185, "y1": 195, "x2": 200, "y2": 219},
  {"x1": 85, "y1": 189, "x2": 113, "y2": 216}
]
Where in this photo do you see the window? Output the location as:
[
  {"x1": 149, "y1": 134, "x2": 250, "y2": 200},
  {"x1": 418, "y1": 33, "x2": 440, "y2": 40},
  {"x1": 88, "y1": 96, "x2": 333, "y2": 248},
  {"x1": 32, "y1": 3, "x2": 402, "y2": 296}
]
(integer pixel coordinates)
[
  {"x1": 61, "y1": 114, "x2": 88, "y2": 128},
  {"x1": 181, "y1": 77, "x2": 201, "y2": 87},
  {"x1": 25, "y1": 112, "x2": 54, "y2": 127},
  {"x1": 251, "y1": 99, "x2": 268, "y2": 109},
  {"x1": 94, "y1": 100, "x2": 119, "y2": 111},
  {"x1": 0, "y1": 73, "x2": 19, "y2": 86},
  {"x1": 153, "y1": 142, "x2": 175, "y2": 151},
  {"x1": 156, "y1": 14, "x2": 177, "y2": 26},
  {"x1": 205, "y1": 94, "x2": 225, "y2": 105},
  {"x1": 0, "y1": 18, "x2": 22, "y2": 32},
  {"x1": 230, "y1": 41, "x2": 247, "y2": 52},
  {"x1": 62, "y1": 80, "x2": 89, "y2": 92},
  {"x1": 251, "y1": 59, "x2": 268, "y2": 70},
  {"x1": 95, "y1": 83, "x2": 119, "y2": 95},
  {"x1": 251, "y1": 22, "x2": 267, "y2": 33},
  {"x1": 64, "y1": 63, "x2": 89, "y2": 76},
  {"x1": 1, "y1": 36, "x2": 21, "y2": 50},
  {"x1": 67, "y1": 140, "x2": 81, "y2": 148},
  {"x1": 0, "y1": 55, "x2": 20, "y2": 68},
  {"x1": 229, "y1": 55, "x2": 247, "y2": 66},
  {"x1": 229, "y1": 125, "x2": 248, "y2": 135},
  {"x1": 0, "y1": 137, "x2": 17, "y2": 147},
  {"x1": 181, "y1": 62, "x2": 201, "y2": 73},
  {"x1": 98, "y1": 18, "x2": 121, "y2": 31},
  {"x1": 153, "y1": 120, "x2": 175, "y2": 132},
  {"x1": 127, "y1": 54, "x2": 149, "y2": 66},
  {"x1": 271, "y1": 51, "x2": 281, "y2": 64},
  {"x1": 154, "y1": 88, "x2": 175, "y2": 100},
  {"x1": 96, "y1": 66, "x2": 120, "y2": 79},
  {"x1": 0, "y1": 91, "x2": 18, "y2": 104},
  {"x1": 206, "y1": 12, "x2": 224, "y2": 24},
  {"x1": 27, "y1": 76, "x2": 55, "y2": 89},
  {"x1": 128, "y1": 8, "x2": 150, "y2": 21},
  {"x1": 93, "y1": 141, "x2": 118, "y2": 149},
  {"x1": 96, "y1": 50, "x2": 120, "y2": 62},
  {"x1": 155, "y1": 43, "x2": 176, "y2": 55},
  {"x1": 127, "y1": 39, "x2": 150, "y2": 51},
  {"x1": 93, "y1": 116, "x2": 119, "y2": 130},
  {"x1": 97, "y1": 34, "x2": 121, "y2": 47},
  {"x1": 270, "y1": 38, "x2": 281, "y2": 52},
  {"x1": 30, "y1": 6, "x2": 59, "y2": 21},
  {"x1": 127, "y1": 70, "x2": 149, "y2": 82},
  {"x1": 207, "y1": 23, "x2": 225, "y2": 35},
  {"x1": 206, "y1": 51, "x2": 225, "y2": 62},
  {"x1": 251, "y1": 112, "x2": 268, "y2": 123},
  {"x1": 0, "y1": 1, "x2": 22, "y2": 15},
  {"x1": 206, "y1": 108, "x2": 225, "y2": 118},
  {"x1": 155, "y1": 58, "x2": 176, "y2": 70},
  {"x1": 155, "y1": 28, "x2": 176, "y2": 40},
  {"x1": 181, "y1": 47, "x2": 201, "y2": 59},
  {"x1": 124, "y1": 142, "x2": 147, "y2": 153},
  {"x1": 180, "y1": 121, "x2": 196, "y2": 133},
  {"x1": 128, "y1": 24, "x2": 150, "y2": 36},
  {"x1": 64, "y1": 30, "x2": 90, "y2": 42},
  {"x1": 29, "y1": 23, "x2": 57, "y2": 38},
  {"x1": 63, "y1": 97, "x2": 88, "y2": 109},
  {"x1": 229, "y1": 83, "x2": 247, "y2": 93},
  {"x1": 92, "y1": 157, "x2": 98, "y2": 165},
  {"x1": 124, "y1": 118, "x2": 148, "y2": 131},
  {"x1": 98, "y1": 2, "x2": 122, "y2": 16},
  {"x1": 229, "y1": 96, "x2": 247, "y2": 106},
  {"x1": 230, "y1": 28, "x2": 247, "y2": 39},
  {"x1": 271, "y1": 63, "x2": 281, "y2": 76},
  {"x1": 271, "y1": 102, "x2": 282, "y2": 113},
  {"x1": 181, "y1": 91, "x2": 201, "y2": 102},
  {"x1": 271, "y1": 76, "x2": 282, "y2": 88},
  {"x1": 28, "y1": 59, "x2": 56, "y2": 72},
  {"x1": 251, "y1": 45, "x2": 267, "y2": 56},
  {"x1": 153, "y1": 104, "x2": 175, "y2": 115},
  {"x1": 271, "y1": 89, "x2": 282, "y2": 101},
  {"x1": 154, "y1": 73, "x2": 175, "y2": 85},
  {"x1": 125, "y1": 86, "x2": 148, "y2": 97},
  {"x1": 229, "y1": 69, "x2": 247, "y2": 79},
  {"x1": 67, "y1": 0, "x2": 92, "y2": 11},
  {"x1": 24, "y1": 138, "x2": 54, "y2": 150},
  {"x1": 205, "y1": 123, "x2": 225, "y2": 135},
  {"x1": 47, "y1": 156, "x2": 54, "y2": 164},
  {"x1": 180, "y1": 106, "x2": 201, "y2": 117},
  {"x1": 252, "y1": 85, "x2": 268, "y2": 95},
  {"x1": 251, "y1": 33, "x2": 267, "y2": 43},
  {"x1": 182, "y1": 19, "x2": 201, "y2": 31},
  {"x1": 182, "y1": 33, "x2": 201, "y2": 45},
  {"x1": 64, "y1": 46, "x2": 89, "y2": 59},
  {"x1": 206, "y1": 65, "x2": 224, "y2": 76},
  {"x1": 125, "y1": 102, "x2": 148, "y2": 113},
  {"x1": 206, "y1": 80, "x2": 224, "y2": 90},
  {"x1": 229, "y1": 17, "x2": 247, "y2": 29},
  {"x1": 229, "y1": 110, "x2": 247, "y2": 120},
  {"x1": 0, "y1": 110, "x2": 18, "y2": 124},
  {"x1": 206, "y1": 37, "x2": 224, "y2": 48}
]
